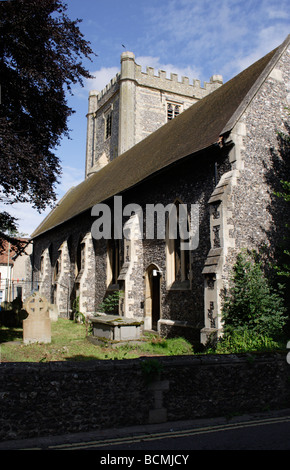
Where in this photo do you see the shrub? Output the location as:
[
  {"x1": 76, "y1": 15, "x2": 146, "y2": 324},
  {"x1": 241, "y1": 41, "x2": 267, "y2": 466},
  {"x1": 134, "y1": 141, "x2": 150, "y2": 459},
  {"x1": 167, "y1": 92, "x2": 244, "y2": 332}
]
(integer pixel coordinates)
[
  {"x1": 222, "y1": 249, "x2": 287, "y2": 339},
  {"x1": 141, "y1": 358, "x2": 163, "y2": 383},
  {"x1": 98, "y1": 291, "x2": 123, "y2": 314},
  {"x1": 215, "y1": 330, "x2": 280, "y2": 354}
]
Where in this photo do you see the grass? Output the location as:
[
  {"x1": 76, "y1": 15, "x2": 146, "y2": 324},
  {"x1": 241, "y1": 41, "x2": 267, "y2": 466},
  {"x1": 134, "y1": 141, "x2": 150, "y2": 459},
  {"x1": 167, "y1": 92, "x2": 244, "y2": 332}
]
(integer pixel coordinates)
[
  {"x1": 1, "y1": 318, "x2": 284, "y2": 363},
  {"x1": 0, "y1": 318, "x2": 194, "y2": 362}
]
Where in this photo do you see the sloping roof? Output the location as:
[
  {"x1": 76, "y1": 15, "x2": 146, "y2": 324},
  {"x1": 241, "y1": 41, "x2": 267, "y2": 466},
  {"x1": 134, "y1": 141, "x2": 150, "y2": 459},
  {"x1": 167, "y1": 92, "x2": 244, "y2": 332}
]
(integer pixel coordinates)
[{"x1": 31, "y1": 35, "x2": 290, "y2": 239}]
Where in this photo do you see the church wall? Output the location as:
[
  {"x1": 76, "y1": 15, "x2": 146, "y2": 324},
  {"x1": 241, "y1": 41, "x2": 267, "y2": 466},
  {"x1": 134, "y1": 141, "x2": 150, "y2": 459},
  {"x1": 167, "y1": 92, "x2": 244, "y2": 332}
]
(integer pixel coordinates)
[
  {"x1": 119, "y1": 150, "x2": 230, "y2": 341},
  {"x1": 200, "y1": 46, "x2": 290, "y2": 343},
  {"x1": 32, "y1": 212, "x2": 96, "y2": 317},
  {"x1": 32, "y1": 148, "x2": 230, "y2": 342},
  {"x1": 223, "y1": 45, "x2": 290, "y2": 281}
]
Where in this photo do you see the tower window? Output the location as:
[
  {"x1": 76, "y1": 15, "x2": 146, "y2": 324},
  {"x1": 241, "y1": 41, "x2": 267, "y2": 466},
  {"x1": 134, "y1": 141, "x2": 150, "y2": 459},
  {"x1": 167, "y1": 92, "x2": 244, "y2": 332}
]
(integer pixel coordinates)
[
  {"x1": 167, "y1": 103, "x2": 180, "y2": 121},
  {"x1": 167, "y1": 104, "x2": 173, "y2": 120},
  {"x1": 105, "y1": 112, "x2": 112, "y2": 139}
]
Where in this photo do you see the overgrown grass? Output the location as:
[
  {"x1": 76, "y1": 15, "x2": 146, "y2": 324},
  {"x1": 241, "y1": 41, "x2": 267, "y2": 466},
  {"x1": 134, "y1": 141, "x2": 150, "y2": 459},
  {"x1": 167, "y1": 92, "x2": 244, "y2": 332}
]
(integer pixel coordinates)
[
  {"x1": 206, "y1": 330, "x2": 284, "y2": 354},
  {"x1": 0, "y1": 318, "x2": 284, "y2": 363},
  {"x1": 0, "y1": 318, "x2": 194, "y2": 362}
]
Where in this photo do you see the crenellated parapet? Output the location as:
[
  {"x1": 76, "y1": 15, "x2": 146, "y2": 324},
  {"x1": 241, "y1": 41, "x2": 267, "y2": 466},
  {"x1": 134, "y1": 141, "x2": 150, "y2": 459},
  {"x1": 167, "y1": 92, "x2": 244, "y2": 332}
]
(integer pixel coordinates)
[
  {"x1": 94, "y1": 73, "x2": 121, "y2": 106},
  {"x1": 135, "y1": 63, "x2": 223, "y2": 99},
  {"x1": 90, "y1": 52, "x2": 223, "y2": 110}
]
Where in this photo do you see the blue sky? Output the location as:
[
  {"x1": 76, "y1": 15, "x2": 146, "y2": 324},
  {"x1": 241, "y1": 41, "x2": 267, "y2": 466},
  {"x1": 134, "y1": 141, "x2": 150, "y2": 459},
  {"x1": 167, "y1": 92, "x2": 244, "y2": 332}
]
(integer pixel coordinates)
[{"x1": 4, "y1": 0, "x2": 290, "y2": 235}]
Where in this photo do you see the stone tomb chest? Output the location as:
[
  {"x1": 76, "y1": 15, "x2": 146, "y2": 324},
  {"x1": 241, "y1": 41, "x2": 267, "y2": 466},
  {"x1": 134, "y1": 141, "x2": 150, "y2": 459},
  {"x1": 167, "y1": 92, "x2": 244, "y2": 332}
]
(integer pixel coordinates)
[{"x1": 89, "y1": 315, "x2": 143, "y2": 344}]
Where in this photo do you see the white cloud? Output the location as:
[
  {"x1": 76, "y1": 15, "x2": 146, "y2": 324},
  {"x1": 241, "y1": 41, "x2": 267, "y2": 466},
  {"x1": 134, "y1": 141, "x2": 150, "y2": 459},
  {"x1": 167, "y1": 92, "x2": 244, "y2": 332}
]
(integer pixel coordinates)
[
  {"x1": 267, "y1": 8, "x2": 290, "y2": 20},
  {"x1": 141, "y1": 0, "x2": 290, "y2": 81},
  {"x1": 234, "y1": 25, "x2": 290, "y2": 74},
  {"x1": 86, "y1": 66, "x2": 120, "y2": 92},
  {"x1": 135, "y1": 55, "x2": 202, "y2": 82}
]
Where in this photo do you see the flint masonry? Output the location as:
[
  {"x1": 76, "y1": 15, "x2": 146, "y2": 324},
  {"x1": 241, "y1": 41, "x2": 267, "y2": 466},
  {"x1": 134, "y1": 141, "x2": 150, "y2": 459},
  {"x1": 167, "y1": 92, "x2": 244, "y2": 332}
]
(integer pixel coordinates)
[{"x1": 29, "y1": 36, "x2": 290, "y2": 346}]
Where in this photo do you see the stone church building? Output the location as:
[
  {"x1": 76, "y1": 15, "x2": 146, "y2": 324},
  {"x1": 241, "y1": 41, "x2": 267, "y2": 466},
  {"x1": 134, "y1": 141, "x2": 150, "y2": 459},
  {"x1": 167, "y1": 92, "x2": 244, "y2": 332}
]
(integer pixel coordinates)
[{"x1": 30, "y1": 35, "x2": 290, "y2": 345}]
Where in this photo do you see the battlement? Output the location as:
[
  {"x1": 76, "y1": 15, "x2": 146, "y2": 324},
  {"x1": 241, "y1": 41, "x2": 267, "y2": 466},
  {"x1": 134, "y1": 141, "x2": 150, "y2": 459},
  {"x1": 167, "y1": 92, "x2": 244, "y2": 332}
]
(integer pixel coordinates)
[
  {"x1": 135, "y1": 63, "x2": 223, "y2": 98},
  {"x1": 89, "y1": 52, "x2": 223, "y2": 107},
  {"x1": 89, "y1": 72, "x2": 121, "y2": 106}
]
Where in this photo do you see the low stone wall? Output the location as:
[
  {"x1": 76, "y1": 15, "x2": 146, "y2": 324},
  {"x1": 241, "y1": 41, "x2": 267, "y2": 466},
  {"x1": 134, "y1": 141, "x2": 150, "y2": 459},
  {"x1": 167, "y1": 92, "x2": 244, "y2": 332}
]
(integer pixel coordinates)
[{"x1": 0, "y1": 353, "x2": 290, "y2": 441}]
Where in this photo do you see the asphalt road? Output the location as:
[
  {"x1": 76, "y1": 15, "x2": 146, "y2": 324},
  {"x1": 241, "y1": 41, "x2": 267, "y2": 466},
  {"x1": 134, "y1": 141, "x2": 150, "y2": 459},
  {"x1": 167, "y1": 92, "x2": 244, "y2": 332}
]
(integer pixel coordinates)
[
  {"x1": 46, "y1": 414, "x2": 290, "y2": 451},
  {"x1": 1, "y1": 409, "x2": 290, "y2": 452}
]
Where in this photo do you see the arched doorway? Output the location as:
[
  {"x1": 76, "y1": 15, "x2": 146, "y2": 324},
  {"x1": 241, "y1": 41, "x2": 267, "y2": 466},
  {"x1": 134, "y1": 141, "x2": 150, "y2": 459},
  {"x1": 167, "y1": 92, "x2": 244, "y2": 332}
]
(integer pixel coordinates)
[{"x1": 144, "y1": 264, "x2": 161, "y2": 331}]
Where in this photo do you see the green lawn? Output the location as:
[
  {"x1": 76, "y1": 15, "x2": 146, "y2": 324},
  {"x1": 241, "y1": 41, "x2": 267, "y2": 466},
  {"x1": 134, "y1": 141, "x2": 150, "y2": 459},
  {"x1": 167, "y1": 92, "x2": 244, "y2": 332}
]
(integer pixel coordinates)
[{"x1": 0, "y1": 318, "x2": 194, "y2": 362}]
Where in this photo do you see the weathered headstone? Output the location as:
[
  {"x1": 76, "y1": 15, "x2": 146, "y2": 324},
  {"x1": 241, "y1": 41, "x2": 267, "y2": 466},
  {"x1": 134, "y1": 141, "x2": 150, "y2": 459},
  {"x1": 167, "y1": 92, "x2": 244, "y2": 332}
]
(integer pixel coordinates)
[
  {"x1": 48, "y1": 304, "x2": 59, "y2": 322},
  {"x1": 23, "y1": 293, "x2": 51, "y2": 344}
]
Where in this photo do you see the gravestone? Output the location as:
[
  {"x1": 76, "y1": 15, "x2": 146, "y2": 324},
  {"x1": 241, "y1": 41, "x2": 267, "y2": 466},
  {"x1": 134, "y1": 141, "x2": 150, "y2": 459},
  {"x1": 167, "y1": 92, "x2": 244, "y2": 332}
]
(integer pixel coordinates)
[{"x1": 23, "y1": 293, "x2": 51, "y2": 344}]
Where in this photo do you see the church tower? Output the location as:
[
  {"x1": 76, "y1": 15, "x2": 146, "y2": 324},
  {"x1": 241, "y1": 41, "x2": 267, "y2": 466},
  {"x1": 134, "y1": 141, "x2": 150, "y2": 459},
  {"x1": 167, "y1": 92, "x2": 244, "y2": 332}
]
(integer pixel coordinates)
[{"x1": 85, "y1": 52, "x2": 223, "y2": 178}]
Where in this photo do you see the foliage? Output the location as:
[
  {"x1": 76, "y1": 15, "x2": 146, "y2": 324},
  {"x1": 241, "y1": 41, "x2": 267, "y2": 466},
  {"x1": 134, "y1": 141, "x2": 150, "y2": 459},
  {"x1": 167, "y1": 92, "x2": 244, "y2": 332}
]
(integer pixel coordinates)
[
  {"x1": 98, "y1": 291, "x2": 123, "y2": 313},
  {"x1": 270, "y1": 110, "x2": 290, "y2": 329},
  {"x1": 0, "y1": 298, "x2": 27, "y2": 327},
  {"x1": 275, "y1": 181, "x2": 290, "y2": 280},
  {"x1": 140, "y1": 358, "x2": 163, "y2": 383},
  {"x1": 222, "y1": 249, "x2": 287, "y2": 339},
  {"x1": 274, "y1": 108, "x2": 290, "y2": 283},
  {"x1": 212, "y1": 330, "x2": 280, "y2": 354},
  {"x1": 72, "y1": 296, "x2": 85, "y2": 323},
  {"x1": 0, "y1": 0, "x2": 95, "y2": 239}
]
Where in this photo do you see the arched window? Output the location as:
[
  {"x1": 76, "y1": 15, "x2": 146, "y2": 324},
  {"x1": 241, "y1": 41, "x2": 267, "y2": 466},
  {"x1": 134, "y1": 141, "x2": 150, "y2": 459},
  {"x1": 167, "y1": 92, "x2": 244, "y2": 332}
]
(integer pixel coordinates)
[
  {"x1": 40, "y1": 254, "x2": 45, "y2": 276},
  {"x1": 52, "y1": 257, "x2": 60, "y2": 283},
  {"x1": 107, "y1": 239, "x2": 120, "y2": 286},
  {"x1": 166, "y1": 200, "x2": 190, "y2": 288},
  {"x1": 75, "y1": 239, "x2": 85, "y2": 279}
]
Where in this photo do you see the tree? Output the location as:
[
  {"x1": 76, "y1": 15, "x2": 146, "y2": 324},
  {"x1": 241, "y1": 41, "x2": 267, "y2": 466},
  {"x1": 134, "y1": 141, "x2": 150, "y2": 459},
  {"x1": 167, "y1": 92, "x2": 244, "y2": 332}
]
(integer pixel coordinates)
[
  {"x1": 272, "y1": 109, "x2": 290, "y2": 321},
  {"x1": 274, "y1": 113, "x2": 290, "y2": 281},
  {"x1": 0, "y1": 0, "x2": 95, "y2": 250},
  {"x1": 275, "y1": 180, "x2": 290, "y2": 279},
  {"x1": 222, "y1": 250, "x2": 287, "y2": 339}
]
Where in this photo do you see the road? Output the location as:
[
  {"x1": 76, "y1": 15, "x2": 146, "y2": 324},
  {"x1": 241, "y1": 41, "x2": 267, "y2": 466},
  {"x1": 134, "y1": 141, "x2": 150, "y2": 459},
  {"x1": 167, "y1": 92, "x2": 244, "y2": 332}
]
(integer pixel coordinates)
[
  {"x1": 1, "y1": 409, "x2": 290, "y2": 452},
  {"x1": 46, "y1": 414, "x2": 290, "y2": 451}
]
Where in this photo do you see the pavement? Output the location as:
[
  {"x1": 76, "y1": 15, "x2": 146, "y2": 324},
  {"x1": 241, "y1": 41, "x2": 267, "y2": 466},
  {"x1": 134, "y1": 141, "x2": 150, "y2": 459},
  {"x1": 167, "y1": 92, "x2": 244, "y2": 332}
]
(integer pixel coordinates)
[{"x1": 0, "y1": 407, "x2": 290, "y2": 450}]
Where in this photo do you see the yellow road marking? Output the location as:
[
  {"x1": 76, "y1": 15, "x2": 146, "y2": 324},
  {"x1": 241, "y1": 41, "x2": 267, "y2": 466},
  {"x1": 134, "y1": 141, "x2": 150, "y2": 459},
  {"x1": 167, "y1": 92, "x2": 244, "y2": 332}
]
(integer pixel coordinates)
[{"x1": 46, "y1": 415, "x2": 290, "y2": 450}]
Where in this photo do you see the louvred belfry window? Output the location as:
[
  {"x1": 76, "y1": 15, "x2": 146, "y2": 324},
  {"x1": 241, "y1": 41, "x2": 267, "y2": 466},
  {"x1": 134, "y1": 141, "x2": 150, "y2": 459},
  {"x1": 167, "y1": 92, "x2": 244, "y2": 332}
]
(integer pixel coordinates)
[
  {"x1": 167, "y1": 103, "x2": 173, "y2": 120},
  {"x1": 167, "y1": 103, "x2": 180, "y2": 121},
  {"x1": 105, "y1": 112, "x2": 112, "y2": 139}
]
